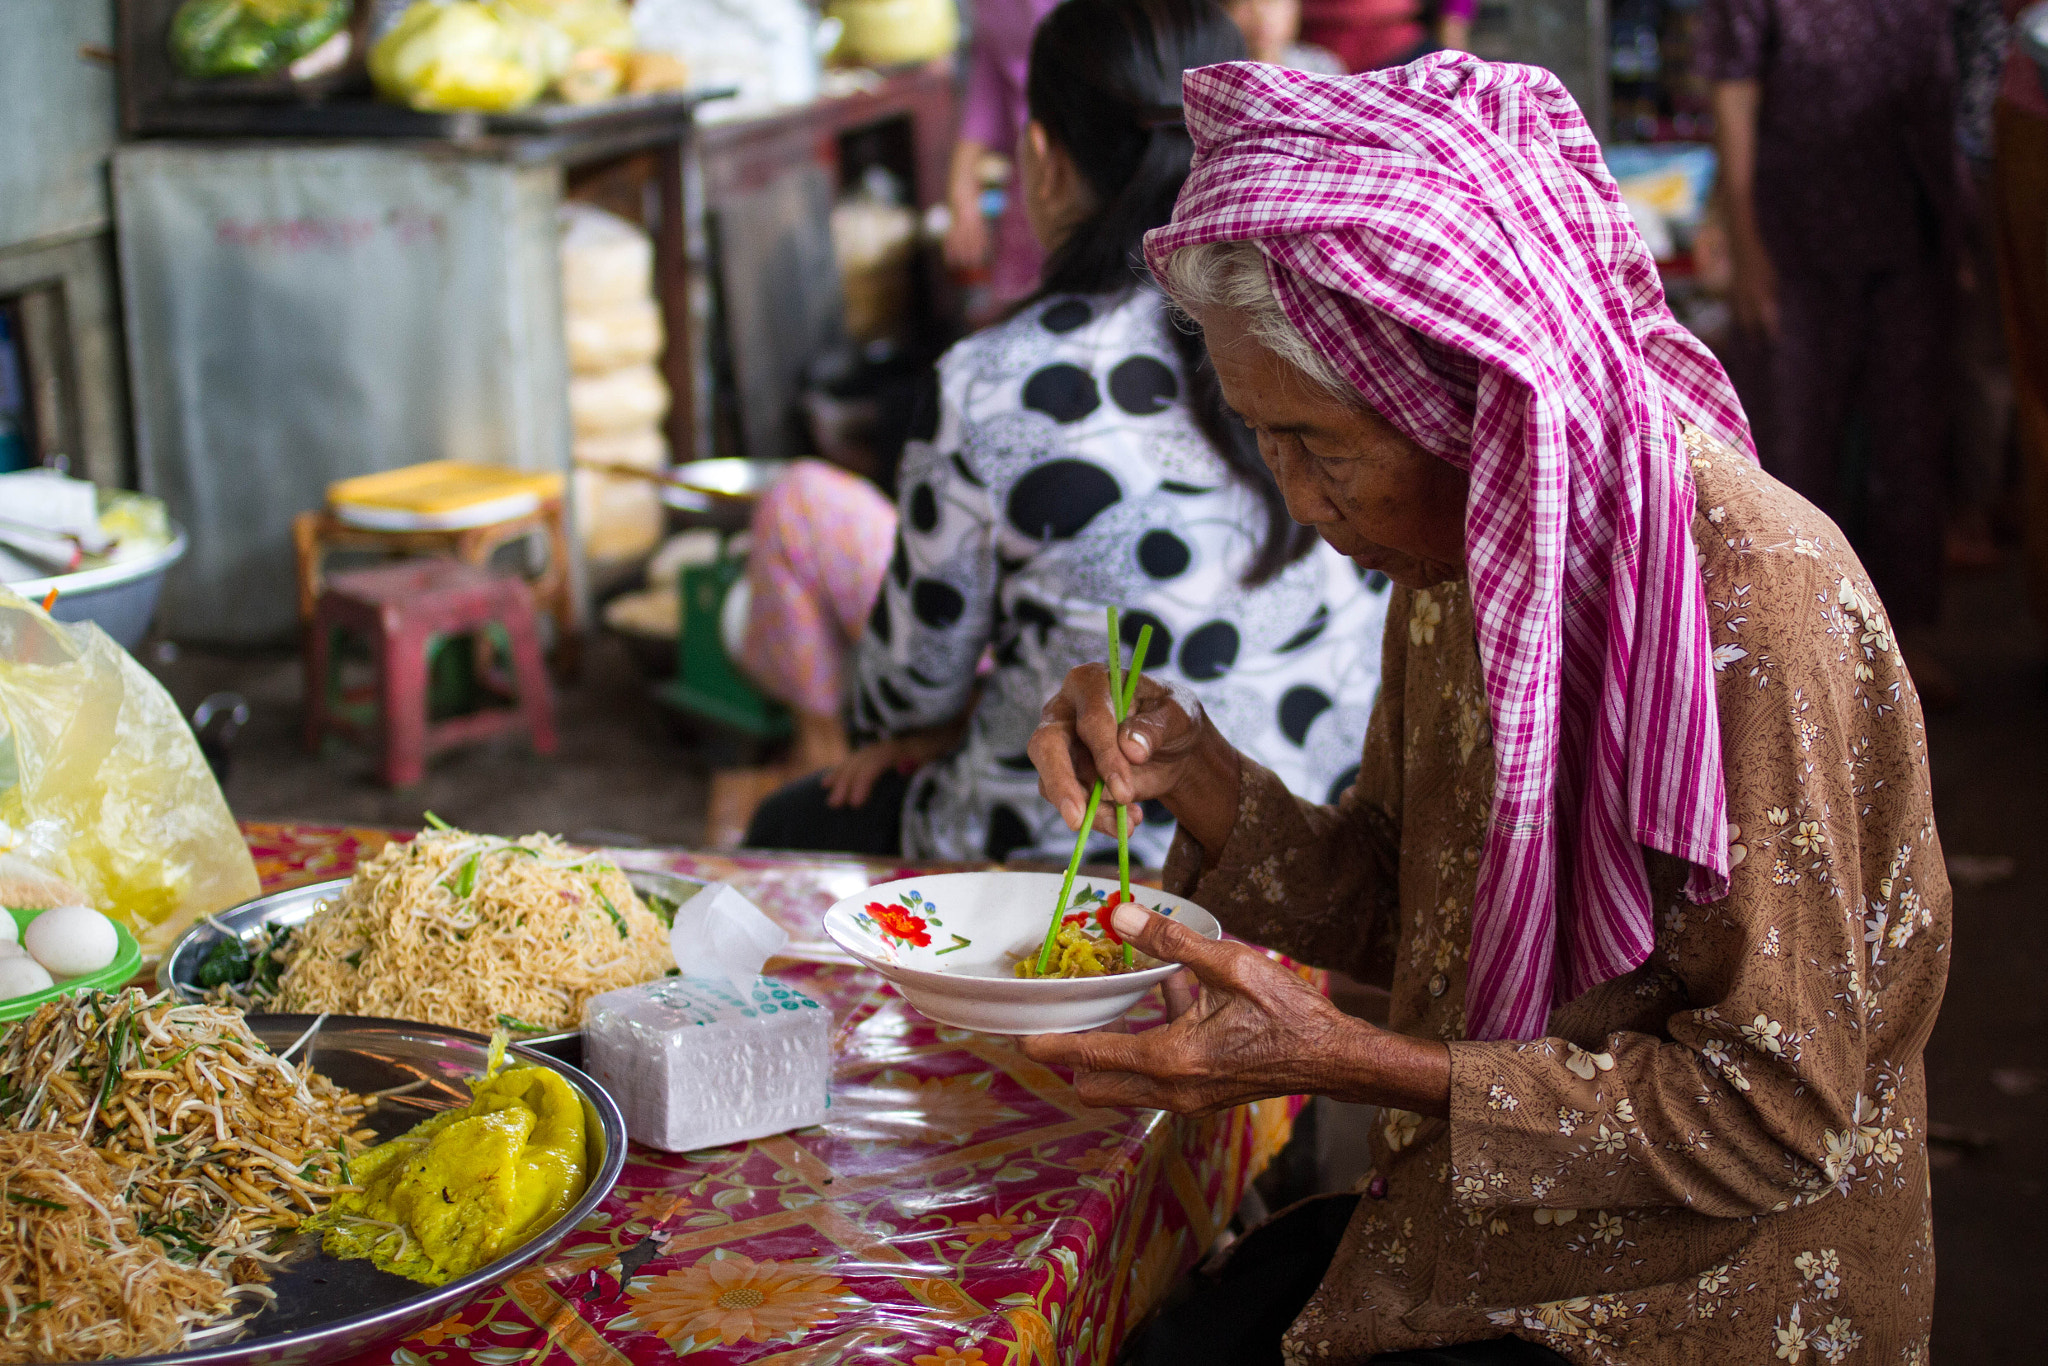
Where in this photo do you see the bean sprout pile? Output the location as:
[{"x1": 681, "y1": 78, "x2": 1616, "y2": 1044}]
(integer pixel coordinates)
[{"x1": 0, "y1": 990, "x2": 371, "y2": 1359}]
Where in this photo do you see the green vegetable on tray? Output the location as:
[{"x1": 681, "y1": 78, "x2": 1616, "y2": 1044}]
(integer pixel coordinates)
[
  {"x1": 193, "y1": 934, "x2": 251, "y2": 989},
  {"x1": 193, "y1": 921, "x2": 294, "y2": 1008},
  {"x1": 169, "y1": 0, "x2": 354, "y2": 80}
]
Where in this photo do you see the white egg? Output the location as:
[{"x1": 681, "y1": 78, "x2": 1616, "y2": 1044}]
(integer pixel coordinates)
[
  {"x1": 0, "y1": 938, "x2": 23, "y2": 958},
  {"x1": 0, "y1": 915, "x2": 16, "y2": 945},
  {"x1": 23, "y1": 905, "x2": 119, "y2": 979},
  {"x1": 0, "y1": 955, "x2": 53, "y2": 1001}
]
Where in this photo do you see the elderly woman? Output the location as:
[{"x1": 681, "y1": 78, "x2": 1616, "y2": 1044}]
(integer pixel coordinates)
[{"x1": 1025, "y1": 57, "x2": 1948, "y2": 1365}]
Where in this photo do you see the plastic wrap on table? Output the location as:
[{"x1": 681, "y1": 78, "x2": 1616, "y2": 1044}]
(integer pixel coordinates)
[
  {"x1": 0, "y1": 589, "x2": 258, "y2": 952},
  {"x1": 237, "y1": 824, "x2": 1305, "y2": 1365}
]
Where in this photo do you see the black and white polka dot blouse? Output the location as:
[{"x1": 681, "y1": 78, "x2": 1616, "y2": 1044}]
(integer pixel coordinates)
[{"x1": 853, "y1": 287, "x2": 1393, "y2": 864}]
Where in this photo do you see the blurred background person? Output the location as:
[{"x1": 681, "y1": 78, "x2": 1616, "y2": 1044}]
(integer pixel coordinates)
[
  {"x1": 1298, "y1": 0, "x2": 1471, "y2": 73},
  {"x1": 944, "y1": 0, "x2": 1064, "y2": 315},
  {"x1": 744, "y1": 0, "x2": 1392, "y2": 861},
  {"x1": 1223, "y1": 0, "x2": 1344, "y2": 72},
  {"x1": 1701, "y1": 0, "x2": 1961, "y2": 705}
]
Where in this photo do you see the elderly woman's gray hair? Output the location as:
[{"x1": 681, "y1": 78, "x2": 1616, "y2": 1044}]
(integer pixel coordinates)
[{"x1": 1157, "y1": 240, "x2": 1354, "y2": 400}]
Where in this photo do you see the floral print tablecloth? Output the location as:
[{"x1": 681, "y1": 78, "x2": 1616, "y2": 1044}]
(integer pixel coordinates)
[{"x1": 240, "y1": 823, "x2": 1304, "y2": 1365}]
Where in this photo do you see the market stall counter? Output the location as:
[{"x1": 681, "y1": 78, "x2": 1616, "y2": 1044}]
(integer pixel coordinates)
[{"x1": 241, "y1": 822, "x2": 1307, "y2": 1365}]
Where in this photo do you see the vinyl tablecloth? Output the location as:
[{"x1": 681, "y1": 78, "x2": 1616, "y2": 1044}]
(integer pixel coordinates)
[{"x1": 241, "y1": 823, "x2": 1308, "y2": 1366}]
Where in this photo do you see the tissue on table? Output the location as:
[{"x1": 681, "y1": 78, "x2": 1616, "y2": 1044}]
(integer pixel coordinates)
[
  {"x1": 583, "y1": 974, "x2": 830, "y2": 1151},
  {"x1": 582, "y1": 878, "x2": 829, "y2": 1151}
]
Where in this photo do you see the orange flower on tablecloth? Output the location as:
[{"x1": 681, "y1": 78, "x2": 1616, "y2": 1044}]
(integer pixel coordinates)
[
  {"x1": 957, "y1": 1210, "x2": 1024, "y2": 1246},
  {"x1": 413, "y1": 1315, "x2": 476, "y2": 1346},
  {"x1": 626, "y1": 1190, "x2": 692, "y2": 1225},
  {"x1": 620, "y1": 1253, "x2": 853, "y2": 1349},
  {"x1": 912, "y1": 1348, "x2": 989, "y2": 1366},
  {"x1": 876, "y1": 1070, "x2": 1022, "y2": 1144},
  {"x1": 1069, "y1": 1144, "x2": 1122, "y2": 1174}
]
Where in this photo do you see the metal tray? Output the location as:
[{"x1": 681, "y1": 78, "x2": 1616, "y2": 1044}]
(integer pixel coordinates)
[
  {"x1": 123, "y1": 1015, "x2": 626, "y2": 1366},
  {"x1": 157, "y1": 867, "x2": 706, "y2": 1058}
]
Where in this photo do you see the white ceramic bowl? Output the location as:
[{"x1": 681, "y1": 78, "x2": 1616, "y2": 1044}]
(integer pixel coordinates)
[{"x1": 823, "y1": 870, "x2": 1220, "y2": 1034}]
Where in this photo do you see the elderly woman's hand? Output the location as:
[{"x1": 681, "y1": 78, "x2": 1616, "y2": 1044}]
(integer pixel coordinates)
[
  {"x1": 1028, "y1": 664, "x2": 1243, "y2": 853},
  {"x1": 1022, "y1": 902, "x2": 1452, "y2": 1118}
]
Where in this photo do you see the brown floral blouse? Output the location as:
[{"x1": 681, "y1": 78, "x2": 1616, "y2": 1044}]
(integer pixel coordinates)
[{"x1": 1162, "y1": 426, "x2": 1949, "y2": 1365}]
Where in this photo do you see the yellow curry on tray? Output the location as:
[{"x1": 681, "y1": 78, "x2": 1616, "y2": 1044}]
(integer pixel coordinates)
[{"x1": 314, "y1": 1046, "x2": 588, "y2": 1287}]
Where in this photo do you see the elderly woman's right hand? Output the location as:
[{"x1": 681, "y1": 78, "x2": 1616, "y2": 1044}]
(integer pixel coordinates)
[{"x1": 1028, "y1": 664, "x2": 1243, "y2": 854}]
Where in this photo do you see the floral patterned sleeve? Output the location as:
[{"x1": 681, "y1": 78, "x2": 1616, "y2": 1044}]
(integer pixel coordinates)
[
  {"x1": 1160, "y1": 589, "x2": 1410, "y2": 982},
  {"x1": 1442, "y1": 481, "x2": 1948, "y2": 1220}
]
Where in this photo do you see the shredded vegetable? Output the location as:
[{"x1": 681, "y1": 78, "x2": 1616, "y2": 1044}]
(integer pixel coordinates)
[
  {"x1": 0, "y1": 1133, "x2": 234, "y2": 1363},
  {"x1": 0, "y1": 990, "x2": 371, "y2": 1359},
  {"x1": 1013, "y1": 925, "x2": 1145, "y2": 979}
]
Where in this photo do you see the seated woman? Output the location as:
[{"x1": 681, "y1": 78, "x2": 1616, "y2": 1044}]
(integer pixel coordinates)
[
  {"x1": 1027, "y1": 58, "x2": 1947, "y2": 1364},
  {"x1": 744, "y1": 0, "x2": 1392, "y2": 863}
]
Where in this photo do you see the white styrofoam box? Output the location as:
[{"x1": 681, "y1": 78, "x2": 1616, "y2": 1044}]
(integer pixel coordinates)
[{"x1": 582, "y1": 975, "x2": 830, "y2": 1153}]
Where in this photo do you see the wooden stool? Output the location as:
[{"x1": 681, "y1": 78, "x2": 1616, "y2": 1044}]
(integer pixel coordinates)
[
  {"x1": 304, "y1": 560, "x2": 558, "y2": 787},
  {"x1": 292, "y1": 499, "x2": 579, "y2": 674}
]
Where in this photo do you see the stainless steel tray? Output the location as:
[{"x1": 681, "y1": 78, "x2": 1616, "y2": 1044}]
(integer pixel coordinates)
[
  {"x1": 157, "y1": 867, "x2": 706, "y2": 1059},
  {"x1": 123, "y1": 1015, "x2": 626, "y2": 1366}
]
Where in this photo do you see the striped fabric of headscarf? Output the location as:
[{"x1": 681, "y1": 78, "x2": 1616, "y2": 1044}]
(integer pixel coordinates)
[{"x1": 1145, "y1": 56, "x2": 1753, "y2": 1041}]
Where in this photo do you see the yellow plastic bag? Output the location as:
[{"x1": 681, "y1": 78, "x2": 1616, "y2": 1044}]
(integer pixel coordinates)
[
  {"x1": 0, "y1": 588, "x2": 258, "y2": 954},
  {"x1": 369, "y1": 0, "x2": 565, "y2": 113}
]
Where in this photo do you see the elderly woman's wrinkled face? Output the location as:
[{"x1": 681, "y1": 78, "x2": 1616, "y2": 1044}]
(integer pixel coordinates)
[{"x1": 1194, "y1": 305, "x2": 1470, "y2": 589}]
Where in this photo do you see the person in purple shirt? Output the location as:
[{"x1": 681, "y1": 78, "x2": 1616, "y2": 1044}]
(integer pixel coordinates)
[
  {"x1": 1700, "y1": 0, "x2": 1961, "y2": 704},
  {"x1": 943, "y1": 0, "x2": 1065, "y2": 310}
]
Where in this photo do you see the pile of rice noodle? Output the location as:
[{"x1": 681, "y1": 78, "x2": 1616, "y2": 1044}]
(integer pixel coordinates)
[
  {"x1": 1013, "y1": 926, "x2": 1143, "y2": 979},
  {"x1": 276, "y1": 828, "x2": 674, "y2": 1035},
  {"x1": 0, "y1": 1133, "x2": 234, "y2": 1362},
  {"x1": 0, "y1": 991, "x2": 370, "y2": 1358}
]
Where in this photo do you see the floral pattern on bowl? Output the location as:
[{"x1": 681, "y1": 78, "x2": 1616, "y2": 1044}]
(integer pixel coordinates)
[{"x1": 824, "y1": 871, "x2": 1221, "y2": 1035}]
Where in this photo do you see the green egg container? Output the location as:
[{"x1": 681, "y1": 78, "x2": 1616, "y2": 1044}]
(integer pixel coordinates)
[{"x1": 0, "y1": 906, "x2": 144, "y2": 1023}]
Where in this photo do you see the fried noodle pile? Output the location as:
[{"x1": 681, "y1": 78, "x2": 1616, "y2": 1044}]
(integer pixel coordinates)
[
  {"x1": 0, "y1": 1132, "x2": 237, "y2": 1362},
  {"x1": 0, "y1": 991, "x2": 371, "y2": 1359},
  {"x1": 275, "y1": 829, "x2": 673, "y2": 1036}
]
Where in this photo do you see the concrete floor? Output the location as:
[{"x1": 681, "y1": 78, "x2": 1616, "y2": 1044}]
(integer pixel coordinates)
[
  {"x1": 141, "y1": 563, "x2": 2047, "y2": 1358},
  {"x1": 148, "y1": 630, "x2": 714, "y2": 848}
]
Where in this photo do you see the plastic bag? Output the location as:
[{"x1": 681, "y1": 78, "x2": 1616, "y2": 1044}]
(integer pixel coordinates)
[
  {"x1": 499, "y1": 0, "x2": 633, "y2": 52},
  {"x1": 565, "y1": 298, "x2": 663, "y2": 373},
  {"x1": 560, "y1": 203, "x2": 654, "y2": 310},
  {"x1": 170, "y1": 0, "x2": 354, "y2": 78},
  {"x1": 0, "y1": 589, "x2": 258, "y2": 954},
  {"x1": 369, "y1": 0, "x2": 568, "y2": 112},
  {"x1": 569, "y1": 364, "x2": 670, "y2": 436}
]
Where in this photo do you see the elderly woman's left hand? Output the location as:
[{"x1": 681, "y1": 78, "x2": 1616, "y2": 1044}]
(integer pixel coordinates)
[{"x1": 1022, "y1": 902, "x2": 1453, "y2": 1118}]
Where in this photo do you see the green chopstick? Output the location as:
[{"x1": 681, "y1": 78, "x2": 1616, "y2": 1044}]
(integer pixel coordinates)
[
  {"x1": 1114, "y1": 627, "x2": 1151, "y2": 965},
  {"x1": 1035, "y1": 612, "x2": 1152, "y2": 974}
]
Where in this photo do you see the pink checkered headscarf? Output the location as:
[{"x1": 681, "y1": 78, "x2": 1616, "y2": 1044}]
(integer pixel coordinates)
[{"x1": 1146, "y1": 56, "x2": 1751, "y2": 1041}]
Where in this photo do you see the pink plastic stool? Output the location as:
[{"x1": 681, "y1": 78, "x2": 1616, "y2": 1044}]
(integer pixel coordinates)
[{"x1": 304, "y1": 559, "x2": 558, "y2": 787}]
